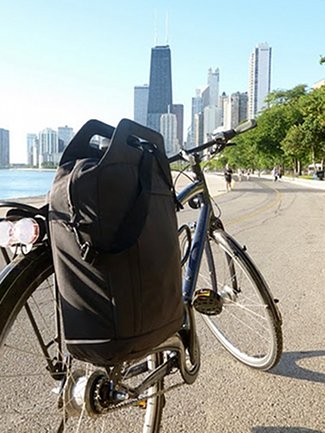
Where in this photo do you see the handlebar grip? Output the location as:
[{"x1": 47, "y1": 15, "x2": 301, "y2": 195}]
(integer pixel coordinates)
[
  {"x1": 234, "y1": 119, "x2": 257, "y2": 134},
  {"x1": 220, "y1": 119, "x2": 257, "y2": 142},
  {"x1": 168, "y1": 119, "x2": 257, "y2": 164}
]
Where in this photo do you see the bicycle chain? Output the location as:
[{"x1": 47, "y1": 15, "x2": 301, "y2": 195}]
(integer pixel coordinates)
[{"x1": 100, "y1": 380, "x2": 186, "y2": 413}]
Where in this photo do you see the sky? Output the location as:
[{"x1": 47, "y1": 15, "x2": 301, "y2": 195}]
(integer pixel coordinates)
[{"x1": 0, "y1": 0, "x2": 325, "y2": 163}]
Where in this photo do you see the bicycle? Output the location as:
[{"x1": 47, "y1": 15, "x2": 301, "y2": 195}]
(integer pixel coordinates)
[{"x1": 0, "y1": 119, "x2": 282, "y2": 432}]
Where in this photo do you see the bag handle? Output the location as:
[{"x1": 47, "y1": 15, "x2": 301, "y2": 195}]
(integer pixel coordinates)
[
  {"x1": 60, "y1": 118, "x2": 166, "y2": 168},
  {"x1": 99, "y1": 119, "x2": 166, "y2": 167},
  {"x1": 60, "y1": 119, "x2": 115, "y2": 165}
]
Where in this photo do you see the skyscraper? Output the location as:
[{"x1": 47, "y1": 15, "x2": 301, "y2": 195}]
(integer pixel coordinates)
[
  {"x1": 27, "y1": 133, "x2": 39, "y2": 166},
  {"x1": 171, "y1": 104, "x2": 184, "y2": 147},
  {"x1": 0, "y1": 128, "x2": 10, "y2": 167},
  {"x1": 223, "y1": 92, "x2": 248, "y2": 129},
  {"x1": 58, "y1": 126, "x2": 74, "y2": 152},
  {"x1": 207, "y1": 67, "x2": 220, "y2": 108},
  {"x1": 134, "y1": 84, "x2": 149, "y2": 126},
  {"x1": 147, "y1": 45, "x2": 173, "y2": 132},
  {"x1": 190, "y1": 68, "x2": 221, "y2": 147},
  {"x1": 160, "y1": 107, "x2": 179, "y2": 156},
  {"x1": 39, "y1": 128, "x2": 58, "y2": 166},
  {"x1": 248, "y1": 43, "x2": 272, "y2": 118}
]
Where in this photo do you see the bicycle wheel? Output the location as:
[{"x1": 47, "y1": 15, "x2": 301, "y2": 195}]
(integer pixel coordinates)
[
  {"x1": 0, "y1": 245, "x2": 165, "y2": 432},
  {"x1": 198, "y1": 230, "x2": 282, "y2": 370}
]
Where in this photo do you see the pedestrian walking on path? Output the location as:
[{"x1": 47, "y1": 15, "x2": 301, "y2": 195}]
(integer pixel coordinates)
[
  {"x1": 224, "y1": 163, "x2": 233, "y2": 192},
  {"x1": 272, "y1": 166, "x2": 279, "y2": 181}
]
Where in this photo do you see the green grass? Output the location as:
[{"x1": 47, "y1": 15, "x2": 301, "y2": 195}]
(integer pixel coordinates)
[{"x1": 297, "y1": 175, "x2": 314, "y2": 180}]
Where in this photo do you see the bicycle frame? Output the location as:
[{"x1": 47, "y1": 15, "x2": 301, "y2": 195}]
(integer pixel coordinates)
[{"x1": 178, "y1": 185, "x2": 212, "y2": 304}]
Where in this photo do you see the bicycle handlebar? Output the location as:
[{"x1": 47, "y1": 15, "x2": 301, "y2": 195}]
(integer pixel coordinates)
[{"x1": 169, "y1": 119, "x2": 257, "y2": 164}]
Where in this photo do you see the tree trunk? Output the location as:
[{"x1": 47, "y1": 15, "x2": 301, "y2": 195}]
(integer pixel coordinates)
[{"x1": 312, "y1": 142, "x2": 316, "y2": 169}]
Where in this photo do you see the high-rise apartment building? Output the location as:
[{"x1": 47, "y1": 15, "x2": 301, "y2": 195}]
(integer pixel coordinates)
[
  {"x1": 171, "y1": 104, "x2": 184, "y2": 148},
  {"x1": 39, "y1": 128, "x2": 58, "y2": 166},
  {"x1": 219, "y1": 92, "x2": 228, "y2": 126},
  {"x1": 238, "y1": 91, "x2": 248, "y2": 123},
  {"x1": 203, "y1": 105, "x2": 220, "y2": 140},
  {"x1": 58, "y1": 126, "x2": 74, "y2": 152},
  {"x1": 0, "y1": 128, "x2": 10, "y2": 167},
  {"x1": 207, "y1": 67, "x2": 220, "y2": 107},
  {"x1": 134, "y1": 84, "x2": 149, "y2": 126},
  {"x1": 190, "y1": 68, "x2": 221, "y2": 147},
  {"x1": 28, "y1": 126, "x2": 74, "y2": 167},
  {"x1": 223, "y1": 92, "x2": 248, "y2": 129},
  {"x1": 27, "y1": 133, "x2": 39, "y2": 166},
  {"x1": 194, "y1": 112, "x2": 204, "y2": 148},
  {"x1": 147, "y1": 45, "x2": 173, "y2": 132},
  {"x1": 160, "y1": 107, "x2": 179, "y2": 156},
  {"x1": 248, "y1": 43, "x2": 272, "y2": 118}
]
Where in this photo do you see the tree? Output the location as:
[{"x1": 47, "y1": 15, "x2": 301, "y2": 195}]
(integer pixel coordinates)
[
  {"x1": 297, "y1": 86, "x2": 325, "y2": 168},
  {"x1": 265, "y1": 85, "x2": 307, "y2": 106},
  {"x1": 281, "y1": 124, "x2": 309, "y2": 173},
  {"x1": 210, "y1": 84, "x2": 325, "y2": 175}
]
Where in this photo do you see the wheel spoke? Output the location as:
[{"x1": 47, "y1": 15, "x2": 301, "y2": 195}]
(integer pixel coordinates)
[
  {"x1": 0, "y1": 249, "x2": 165, "y2": 432},
  {"x1": 198, "y1": 230, "x2": 282, "y2": 370}
]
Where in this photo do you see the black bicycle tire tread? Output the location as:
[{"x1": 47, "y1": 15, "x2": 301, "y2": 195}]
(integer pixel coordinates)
[{"x1": 0, "y1": 245, "x2": 53, "y2": 334}]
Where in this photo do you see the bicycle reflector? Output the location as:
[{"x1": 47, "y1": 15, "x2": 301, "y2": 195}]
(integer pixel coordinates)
[{"x1": 0, "y1": 218, "x2": 40, "y2": 247}]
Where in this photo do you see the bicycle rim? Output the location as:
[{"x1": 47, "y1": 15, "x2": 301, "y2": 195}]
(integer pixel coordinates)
[
  {"x1": 199, "y1": 230, "x2": 282, "y2": 370},
  {"x1": 0, "y1": 247, "x2": 164, "y2": 432}
]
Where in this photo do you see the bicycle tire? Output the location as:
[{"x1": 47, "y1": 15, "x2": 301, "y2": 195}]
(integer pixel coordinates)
[
  {"x1": 199, "y1": 230, "x2": 283, "y2": 370},
  {"x1": 0, "y1": 244, "x2": 165, "y2": 432}
]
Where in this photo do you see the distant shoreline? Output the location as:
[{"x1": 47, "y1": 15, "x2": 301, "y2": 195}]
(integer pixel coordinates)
[{"x1": 0, "y1": 168, "x2": 56, "y2": 172}]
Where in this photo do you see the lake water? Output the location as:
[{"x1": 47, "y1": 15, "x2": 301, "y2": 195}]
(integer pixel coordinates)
[{"x1": 0, "y1": 170, "x2": 56, "y2": 199}]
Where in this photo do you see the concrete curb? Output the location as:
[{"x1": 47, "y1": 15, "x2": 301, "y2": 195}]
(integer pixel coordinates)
[{"x1": 257, "y1": 174, "x2": 325, "y2": 190}]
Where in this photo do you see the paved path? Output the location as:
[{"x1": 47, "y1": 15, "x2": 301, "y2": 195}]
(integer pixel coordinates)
[{"x1": 1, "y1": 173, "x2": 325, "y2": 432}]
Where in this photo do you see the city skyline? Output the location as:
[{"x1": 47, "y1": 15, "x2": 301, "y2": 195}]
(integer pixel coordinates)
[
  {"x1": 0, "y1": 0, "x2": 324, "y2": 163},
  {"x1": 26, "y1": 125, "x2": 75, "y2": 168}
]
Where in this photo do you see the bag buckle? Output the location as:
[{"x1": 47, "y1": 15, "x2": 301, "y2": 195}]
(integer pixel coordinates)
[{"x1": 81, "y1": 242, "x2": 98, "y2": 265}]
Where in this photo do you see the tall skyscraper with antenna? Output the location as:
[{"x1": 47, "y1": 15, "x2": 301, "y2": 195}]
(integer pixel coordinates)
[{"x1": 146, "y1": 45, "x2": 173, "y2": 132}]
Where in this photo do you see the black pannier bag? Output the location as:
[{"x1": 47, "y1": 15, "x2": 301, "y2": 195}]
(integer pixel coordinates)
[{"x1": 49, "y1": 119, "x2": 183, "y2": 366}]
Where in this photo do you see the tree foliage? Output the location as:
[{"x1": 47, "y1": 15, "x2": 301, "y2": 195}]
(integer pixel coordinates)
[{"x1": 215, "y1": 84, "x2": 325, "y2": 173}]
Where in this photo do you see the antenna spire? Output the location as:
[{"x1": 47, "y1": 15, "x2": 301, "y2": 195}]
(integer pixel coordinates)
[
  {"x1": 165, "y1": 11, "x2": 169, "y2": 45},
  {"x1": 154, "y1": 10, "x2": 158, "y2": 46}
]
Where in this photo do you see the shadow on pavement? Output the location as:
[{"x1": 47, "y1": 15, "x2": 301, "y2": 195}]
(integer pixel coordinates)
[
  {"x1": 268, "y1": 350, "x2": 325, "y2": 383},
  {"x1": 252, "y1": 427, "x2": 323, "y2": 433}
]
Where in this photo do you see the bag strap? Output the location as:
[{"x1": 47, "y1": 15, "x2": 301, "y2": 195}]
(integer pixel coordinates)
[
  {"x1": 110, "y1": 148, "x2": 153, "y2": 253},
  {"x1": 80, "y1": 148, "x2": 153, "y2": 262},
  {"x1": 97, "y1": 120, "x2": 174, "y2": 253}
]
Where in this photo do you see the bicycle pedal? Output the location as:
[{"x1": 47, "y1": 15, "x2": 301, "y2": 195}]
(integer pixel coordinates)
[
  {"x1": 134, "y1": 400, "x2": 147, "y2": 409},
  {"x1": 192, "y1": 289, "x2": 223, "y2": 315}
]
